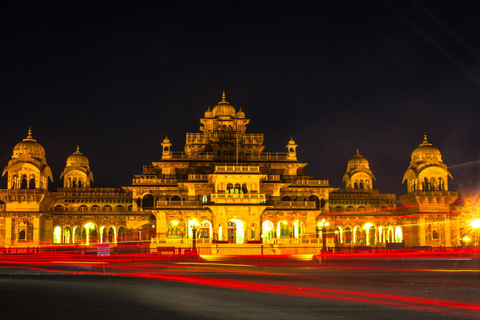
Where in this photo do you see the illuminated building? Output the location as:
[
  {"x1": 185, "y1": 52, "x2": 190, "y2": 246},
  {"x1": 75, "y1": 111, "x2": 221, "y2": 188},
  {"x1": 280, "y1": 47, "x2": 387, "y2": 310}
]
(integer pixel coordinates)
[{"x1": 0, "y1": 93, "x2": 462, "y2": 250}]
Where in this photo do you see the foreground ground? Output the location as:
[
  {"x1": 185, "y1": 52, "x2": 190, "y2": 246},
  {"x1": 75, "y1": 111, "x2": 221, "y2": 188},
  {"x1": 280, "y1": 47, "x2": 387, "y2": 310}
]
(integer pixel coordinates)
[{"x1": 0, "y1": 251, "x2": 479, "y2": 319}]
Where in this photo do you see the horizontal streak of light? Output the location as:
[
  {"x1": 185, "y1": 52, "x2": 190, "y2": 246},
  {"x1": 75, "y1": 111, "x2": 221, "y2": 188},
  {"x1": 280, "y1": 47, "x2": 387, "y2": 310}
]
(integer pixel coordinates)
[{"x1": 3, "y1": 263, "x2": 480, "y2": 315}]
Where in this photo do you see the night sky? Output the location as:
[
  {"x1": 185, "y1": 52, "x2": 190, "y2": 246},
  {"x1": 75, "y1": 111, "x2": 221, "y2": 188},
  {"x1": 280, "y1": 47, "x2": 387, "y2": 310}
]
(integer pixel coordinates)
[{"x1": 1, "y1": 1, "x2": 480, "y2": 197}]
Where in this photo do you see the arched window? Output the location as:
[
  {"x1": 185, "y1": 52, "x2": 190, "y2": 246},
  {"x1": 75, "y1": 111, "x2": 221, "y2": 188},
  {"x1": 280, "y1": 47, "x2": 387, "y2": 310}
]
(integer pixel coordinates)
[
  {"x1": 167, "y1": 220, "x2": 181, "y2": 239},
  {"x1": 308, "y1": 195, "x2": 320, "y2": 208},
  {"x1": 104, "y1": 205, "x2": 112, "y2": 211},
  {"x1": 282, "y1": 196, "x2": 291, "y2": 201},
  {"x1": 29, "y1": 177, "x2": 35, "y2": 189},
  {"x1": 345, "y1": 227, "x2": 352, "y2": 243},
  {"x1": 234, "y1": 183, "x2": 241, "y2": 194},
  {"x1": 242, "y1": 183, "x2": 248, "y2": 194},
  {"x1": 115, "y1": 205, "x2": 125, "y2": 211},
  {"x1": 118, "y1": 226, "x2": 126, "y2": 242},
  {"x1": 226, "y1": 183, "x2": 233, "y2": 194},
  {"x1": 79, "y1": 205, "x2": 88, "y2": 211},
  {"x1": 438, "y1": 178, "x2": 444, "y2": 191},
  {"x1": 394, "y1": 227, "x2": 403, "y2": 243},
  {"x1": 21, "y1": 175, "x2": 28, "y2": 189},
  {"x1": 432, "y1": 229, "x2": 439, "y2": 240},
  {"x1": 18, "y1": 229, "x2": 26, "y2": 241},
  {"x1": 142, "y1": 194, "x2": 154, "y2": 208},
  {"x1": 91, "y1": 205, "x2": 100, "y2": 211},
  {"x1": 171, "y1": 195, "x2": 181, "y2": 202}
]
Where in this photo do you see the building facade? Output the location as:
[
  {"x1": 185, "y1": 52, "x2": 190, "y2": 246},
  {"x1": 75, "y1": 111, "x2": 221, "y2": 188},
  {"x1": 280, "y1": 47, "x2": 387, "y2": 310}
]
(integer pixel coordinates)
[{"x1": 0, "y1": 94, "x2": 462, "y2": 250}]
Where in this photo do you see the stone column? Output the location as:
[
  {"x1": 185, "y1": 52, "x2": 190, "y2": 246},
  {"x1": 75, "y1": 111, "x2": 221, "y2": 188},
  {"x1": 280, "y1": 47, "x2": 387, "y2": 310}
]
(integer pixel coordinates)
[
  {"x1": 155, "y1": 211, "x2": 167, "y2": 238},
  {"x1": 444, "y1": 215, "x2": 451, "y2": 247},
  {"x1": 306, "y1": 211, "x2": 317, "y2": 238},
  {"x1": 5, "y1": 218, "x2": 12, "y2": 246},
  {"x1": 419, "y1": 216, "x2": 426, "y2": 246},
  {"x1": 33, "y1": 217, "x2": 41, "y2": 245},
  {"x1": 44, "y1": 218, "x2": 53, "y2": 245}
]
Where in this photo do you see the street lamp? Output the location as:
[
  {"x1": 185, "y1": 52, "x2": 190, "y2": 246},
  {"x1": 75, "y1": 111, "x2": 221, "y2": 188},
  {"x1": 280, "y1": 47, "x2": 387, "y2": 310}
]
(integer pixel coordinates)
[
  {"x1": 317, "y1": 219, "x2": 330, "y2": 252},
  {"x1": 191, "y1": 219, "x2": 199, "y2": 254}
]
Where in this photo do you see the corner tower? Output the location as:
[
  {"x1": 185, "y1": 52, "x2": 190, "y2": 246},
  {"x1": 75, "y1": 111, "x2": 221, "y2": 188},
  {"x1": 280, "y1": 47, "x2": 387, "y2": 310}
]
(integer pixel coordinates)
[
  {"x1": 400, "y1": 134, "x2": 457, "y2": 212},
  {"x1": 2, "y1": 128, "x2": 53, "y2": 190}
]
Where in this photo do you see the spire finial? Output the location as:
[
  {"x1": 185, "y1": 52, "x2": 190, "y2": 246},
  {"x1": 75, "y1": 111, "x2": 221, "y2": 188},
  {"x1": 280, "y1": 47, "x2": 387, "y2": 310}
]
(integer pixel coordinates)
[
  {"x1": 222, "y1": 90, "x2": 226, "y2": 102},
  {"x1": 76, "y1": 144, "x2": 80, "y2": 152},
  {"x1": 424, "y1": 132, "x2": 427, "y2": 142},
  {"x1": 28, "y1": 127, "x2": 32, "y2": 138},
  {"x1": 356, "y1": 148, "x2": 360, "y2": 154}
]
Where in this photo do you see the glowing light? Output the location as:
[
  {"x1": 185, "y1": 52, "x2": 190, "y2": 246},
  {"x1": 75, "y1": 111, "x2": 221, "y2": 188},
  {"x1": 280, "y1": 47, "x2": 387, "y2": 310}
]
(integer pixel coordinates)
[
  {"x1": 318, "y1": 219, "x2": 329, "y2": 228},
  {"x1": 471, "y1": 219, "x2": 480, "y2": 229},
  {"x1": 460, "y1": 194, "x2": 480, "y2": 246},
  {"x1": 364, "y1": 222, "x2": 373, "y2": 230}
]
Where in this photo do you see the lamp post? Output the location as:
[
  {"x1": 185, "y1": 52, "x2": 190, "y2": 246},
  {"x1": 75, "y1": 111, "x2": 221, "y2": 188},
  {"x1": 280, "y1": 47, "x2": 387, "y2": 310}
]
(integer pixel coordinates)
[
  {"x1": 318, "y1": 219, "x2": 330, "y2": 252},
  {"x1": 191, "y1": 219, "x2": 199, "y2": 254}
]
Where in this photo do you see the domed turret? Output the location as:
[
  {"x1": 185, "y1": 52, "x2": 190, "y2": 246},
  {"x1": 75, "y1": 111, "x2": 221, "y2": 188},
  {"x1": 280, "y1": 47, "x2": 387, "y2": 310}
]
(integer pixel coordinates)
[
  {"x1": 347, "y1": 149, "x2": 370, "y2": 169},
  {"x1": 2, "y1": 128, "x2": 52, "y2": 190},
  {"x1": 12, "y1": 128, "x2": 45, "y2": 160},
  {"x1": 411, "y1": 133, "x2": 442, "y2": 161},
  {"x1": 204, "y1": 106, "x2": 213, "y2": 118},
  {"x1": 66, "y1": 145, "x2": 89, "y2": 167},
  {"x1": 343, "y1": 149, "x2": 375, "y2": 189},
  {"x1": 236, "y1": 107, "x2": 245, "y2": 119},
  {"x1": 400, "y1": 134, "x2": 457, "y2": 213},
  {"x1": 60, "y1": 145, "x2": 93, "y2": 188},
  {"x1": 161, "y1": 135, "x2": 172, "y2": 159},
  {"x1": 212, "y1": 91, "x2": 236, "y2": 118}
]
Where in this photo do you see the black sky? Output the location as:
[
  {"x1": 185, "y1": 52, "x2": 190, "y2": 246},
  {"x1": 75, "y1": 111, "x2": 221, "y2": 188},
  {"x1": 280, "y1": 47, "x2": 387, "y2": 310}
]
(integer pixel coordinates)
[{"x1": 1, "y1": 1, "x2": 480, "y2": 196}]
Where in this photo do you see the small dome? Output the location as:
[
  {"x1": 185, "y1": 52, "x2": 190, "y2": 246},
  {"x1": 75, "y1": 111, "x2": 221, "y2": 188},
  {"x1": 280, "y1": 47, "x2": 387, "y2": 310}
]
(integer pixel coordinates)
[
  {"x1": 288, "y1": 137, "x2": 296, "y2": 145},
  {"x1": 12, "y1": 128, "x2": 45, "y2": 159},
  {"x1": 347, "y1": 149, "x2": 370, "y2": 169},
  {"x1": 212, "y1": 91, "x2": 236, "y2": 118},
  {"x1": 411, "y1": 134, "x2": 442, "y2": 161},
  {"x1": 163, "y1": 135, "x2": 171, "y2": 144},
  {"x1": 205, "y1": 106, "x2": 213, "y2": 118},
  {"x1": 236, "y1": 107, "x2": 245, "y2": 118},
  {"x1": 66, "y1": 145, "x2": 89, "y2": 167}
]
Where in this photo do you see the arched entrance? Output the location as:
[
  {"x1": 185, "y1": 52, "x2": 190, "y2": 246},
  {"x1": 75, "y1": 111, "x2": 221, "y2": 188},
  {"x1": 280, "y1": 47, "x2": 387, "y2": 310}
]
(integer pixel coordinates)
[
  {"x1": 108, "y1": 226, "x2": 116, "y2": 243},
  {"x1": 83, "y1": 222, "x2": 98, "y2": 245},
  {"x1": 63, "y1": 227, "x2": 71, "y2": 244},
  {"x1": 53, "y1": 226, "x2": 62, "y2": 244},
  {"x1": 228, "y1": 218, "x2": 245, "y2": 244},
  {"x1": 118, "y1": 226, "x2": 126, "y2": 242},
  {"x1": 199, "y1": 220, "x2": 212, "y2": 239},
  {"x1": 262, "y1": 220, "x2": 274, "y2": 243},
  {"x1": 293, "y1": 220, "x2": 304, "y2": 238}
]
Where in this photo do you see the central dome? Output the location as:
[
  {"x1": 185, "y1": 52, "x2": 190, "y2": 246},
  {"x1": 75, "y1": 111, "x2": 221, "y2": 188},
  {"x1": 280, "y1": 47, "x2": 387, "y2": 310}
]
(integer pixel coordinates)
[
  {"x1": 212, "y1": 92, "x2": 236, "y2": 118},
  {"x1": 66, "y1": 145, "x2": 89, "y2": 167},
  {"x1": 12, "y1": 128, "x2": 45, "y2": 159},
  {"x1": 411, "y1": 134, "x2": 442, "y2": 161}
]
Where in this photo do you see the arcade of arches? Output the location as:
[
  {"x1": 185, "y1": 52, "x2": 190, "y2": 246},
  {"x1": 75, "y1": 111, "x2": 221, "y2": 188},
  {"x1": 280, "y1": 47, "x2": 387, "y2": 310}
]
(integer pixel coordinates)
[{"x1": 0, "y1": 95, "x2": 461, "y2": 249}]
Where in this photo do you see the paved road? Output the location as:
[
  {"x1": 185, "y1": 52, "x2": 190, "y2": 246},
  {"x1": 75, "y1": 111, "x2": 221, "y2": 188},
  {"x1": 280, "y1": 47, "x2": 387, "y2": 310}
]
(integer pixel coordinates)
[{"x1": 0, "y1": 254, "x2": 479, "y2": 319}]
